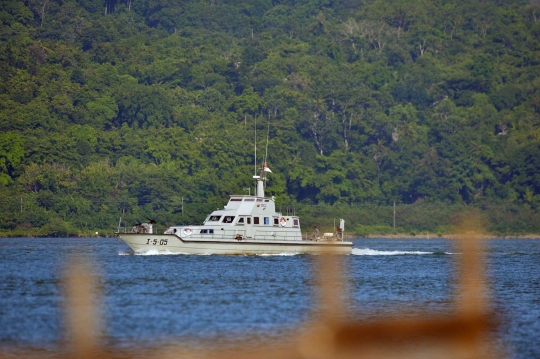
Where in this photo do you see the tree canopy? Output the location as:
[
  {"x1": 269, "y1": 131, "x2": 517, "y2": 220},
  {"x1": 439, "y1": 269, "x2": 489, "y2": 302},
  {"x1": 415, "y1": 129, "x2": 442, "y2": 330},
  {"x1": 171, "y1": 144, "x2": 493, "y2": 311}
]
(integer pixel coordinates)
[{"x1": 1, "y1": 0, "x2": 540, "y2": 236}]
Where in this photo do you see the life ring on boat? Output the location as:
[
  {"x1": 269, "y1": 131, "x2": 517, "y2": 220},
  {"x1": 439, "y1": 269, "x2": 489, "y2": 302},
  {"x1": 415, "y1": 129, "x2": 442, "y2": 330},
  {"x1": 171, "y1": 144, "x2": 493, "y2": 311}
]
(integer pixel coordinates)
[
  {"x1": 279, "y1": 217, "x2": 287, "y2": 227},
  {"x1": 182, "y1": 228, "x2": 193, "y2": 236}
]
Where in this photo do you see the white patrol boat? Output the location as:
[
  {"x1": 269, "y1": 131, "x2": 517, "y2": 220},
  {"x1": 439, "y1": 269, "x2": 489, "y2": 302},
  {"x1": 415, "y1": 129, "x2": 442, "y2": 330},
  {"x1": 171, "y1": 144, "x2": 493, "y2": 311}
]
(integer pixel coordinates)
[{"x1": 116, "y1": 168, "x2": 353, "y2": 255}]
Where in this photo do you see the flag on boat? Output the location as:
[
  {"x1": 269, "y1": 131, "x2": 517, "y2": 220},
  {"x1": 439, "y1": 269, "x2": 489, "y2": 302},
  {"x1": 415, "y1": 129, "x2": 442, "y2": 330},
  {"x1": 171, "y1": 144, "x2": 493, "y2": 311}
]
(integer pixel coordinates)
[{"x1": 264, "y1": 163, "x2": 272, "y2": 172}]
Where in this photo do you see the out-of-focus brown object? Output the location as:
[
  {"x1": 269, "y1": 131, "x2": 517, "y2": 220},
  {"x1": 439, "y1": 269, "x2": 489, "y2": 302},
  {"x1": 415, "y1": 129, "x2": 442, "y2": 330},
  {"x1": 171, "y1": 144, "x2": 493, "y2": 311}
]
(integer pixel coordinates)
[
  {"x1": 0, "y1": 220, "x2": 500, "y2": 359},
  {"x1": 63, "y1": 259, "x2": 104, "y2": 359}
]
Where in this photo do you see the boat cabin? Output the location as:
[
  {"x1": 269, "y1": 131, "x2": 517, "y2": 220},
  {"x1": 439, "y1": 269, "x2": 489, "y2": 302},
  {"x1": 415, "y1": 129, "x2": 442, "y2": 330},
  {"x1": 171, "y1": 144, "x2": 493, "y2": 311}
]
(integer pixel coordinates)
[{"x1": 201, "y1": 195, "x2": 299, "y2": 228}]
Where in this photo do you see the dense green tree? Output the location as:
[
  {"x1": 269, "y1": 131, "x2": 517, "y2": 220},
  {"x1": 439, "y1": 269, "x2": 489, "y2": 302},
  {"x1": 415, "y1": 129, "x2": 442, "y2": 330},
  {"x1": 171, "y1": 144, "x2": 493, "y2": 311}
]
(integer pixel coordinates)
[
  {"x1": 1, "y1": 0, "x2": 540, "y2": 236},
  {"x1": 0, "y1": 132, "x2": 24, "y2": 185}
]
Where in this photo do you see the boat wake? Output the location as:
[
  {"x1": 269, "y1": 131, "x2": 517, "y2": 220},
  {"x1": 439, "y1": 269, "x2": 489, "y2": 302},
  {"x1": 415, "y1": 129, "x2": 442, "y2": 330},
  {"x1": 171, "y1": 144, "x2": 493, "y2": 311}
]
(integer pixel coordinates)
[{"x1": 351, "y1": 248, "x2": 452, "y2": 256}]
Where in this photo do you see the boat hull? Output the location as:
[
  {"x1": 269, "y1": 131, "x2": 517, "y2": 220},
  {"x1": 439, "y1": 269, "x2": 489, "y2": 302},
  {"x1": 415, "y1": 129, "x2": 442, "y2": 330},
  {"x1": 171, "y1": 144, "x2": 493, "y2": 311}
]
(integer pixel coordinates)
[{"x1": 117, "y1": 233, "x2": 353, "y2": 255}]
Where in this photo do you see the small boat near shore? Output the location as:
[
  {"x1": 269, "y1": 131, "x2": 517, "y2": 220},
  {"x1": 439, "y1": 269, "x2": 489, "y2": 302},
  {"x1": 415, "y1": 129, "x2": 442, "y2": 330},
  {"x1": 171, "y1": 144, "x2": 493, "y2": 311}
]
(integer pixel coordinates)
[{"x1": 116, "y1": 168, "x2": 353, "y2": 255}]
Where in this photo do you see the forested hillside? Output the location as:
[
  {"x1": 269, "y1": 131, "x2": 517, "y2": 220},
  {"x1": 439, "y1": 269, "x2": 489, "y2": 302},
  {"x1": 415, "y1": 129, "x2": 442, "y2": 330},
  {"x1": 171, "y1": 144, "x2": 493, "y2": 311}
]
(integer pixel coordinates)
[{"x1": 1, "y1": 0, "x2": 540, "y2": 236}]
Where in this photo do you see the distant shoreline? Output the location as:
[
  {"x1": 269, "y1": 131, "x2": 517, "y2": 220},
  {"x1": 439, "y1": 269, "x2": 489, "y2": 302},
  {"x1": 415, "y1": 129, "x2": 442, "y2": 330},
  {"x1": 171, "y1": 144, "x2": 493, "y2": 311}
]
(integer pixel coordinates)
[{"x1": 2, "y1": 233, "x2": 540, "y2": 239}]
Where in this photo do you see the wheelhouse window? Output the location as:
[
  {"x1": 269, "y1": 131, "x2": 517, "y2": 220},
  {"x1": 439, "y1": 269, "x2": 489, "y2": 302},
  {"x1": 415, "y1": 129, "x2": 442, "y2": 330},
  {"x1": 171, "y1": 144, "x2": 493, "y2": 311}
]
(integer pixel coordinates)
[
  {"x1": 254, "y1": 217, "x2": 260, "y2": 225},
  {"x1": 293, "y1": 219, "x2": 299, "y2": 226},
  {"x1": 244, "y1": 199, "x2": 255, "y2": 202},
  {"x1": 264, "y1": 217, "x2": 270, "y2": 225},
  {"x1": 274, "y1": 218, "x2": 279, "y2": 225},
  {"x1": 223, "y1": 216, "x2": 235, "y2": 223},
  {"x1": 237, "y1": 217, "x2": 245, "y2": 224},
  {"x1": 247, "y1": 217, "x2": 252, "y2": 224},
  {"x1": 209, "y1": 216, "x2": 221, "y2": 221},
  {"x1": 230, "y1": 198, "x2": 242, "y2": 201}
]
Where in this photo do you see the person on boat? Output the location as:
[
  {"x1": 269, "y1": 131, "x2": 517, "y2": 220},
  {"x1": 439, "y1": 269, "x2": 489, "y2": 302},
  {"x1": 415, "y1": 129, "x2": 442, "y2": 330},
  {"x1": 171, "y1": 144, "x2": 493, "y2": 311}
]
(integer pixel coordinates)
[
  {"x1": 140, "y1": 223, "x2": 153, "y2": 234},
  {"x1": 336, "y1": 226, "x2": 343, "y2": 240},
  {"x1": 312, "y1": 226, "x2": 320, "y2": 240}
]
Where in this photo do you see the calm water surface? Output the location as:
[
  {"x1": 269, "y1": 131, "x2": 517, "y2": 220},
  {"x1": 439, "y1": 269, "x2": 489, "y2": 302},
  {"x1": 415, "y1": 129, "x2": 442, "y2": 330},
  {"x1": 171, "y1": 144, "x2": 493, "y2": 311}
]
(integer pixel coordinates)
[{"x1": 0, "y1": 237, "x2": 538, "y2": 358}]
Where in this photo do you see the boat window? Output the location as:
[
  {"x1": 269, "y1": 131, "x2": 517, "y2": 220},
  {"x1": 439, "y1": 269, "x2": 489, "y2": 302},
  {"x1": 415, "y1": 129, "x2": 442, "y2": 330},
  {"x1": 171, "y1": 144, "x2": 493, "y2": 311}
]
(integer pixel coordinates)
[
  {"x1": 254, "y1": 217, "x2": 259, "y2": 225},
  {"x1": 247, "y1": 217, "x2": 251, "y2": 224},
  {"x1": 244, "y1": 199, "x2": 254, "y2": 202},
  {"x1": 223, "y1": 216, "x2": 235, "y2": 223},
  {"x1": 209, "y1": 216, "x2": 221, "y2": 221},
  {"x1": 274, "y1": 218, "x2": 279, "y2": 225},
  {"x1": 199, "y1": 229, "x2": 214, "y2": 234},
  {"x1": 238, "y1": 217, "x2": 244, "y2": 224},
  {"x1": 264, "y1": 217, "x2": 270, "y2": 225},
  {"x1": 256, "y1": 199, "x2": 263, "y2": 202},
  {"x1": 230, "y1": 198, "x2": 242, "y2": 201},
  {"x1": 264, "y1": 200, "x2": 269, "y2": 202},
  {"x1": 293, "y1": 219, "x2": 299, "y2": 226}
]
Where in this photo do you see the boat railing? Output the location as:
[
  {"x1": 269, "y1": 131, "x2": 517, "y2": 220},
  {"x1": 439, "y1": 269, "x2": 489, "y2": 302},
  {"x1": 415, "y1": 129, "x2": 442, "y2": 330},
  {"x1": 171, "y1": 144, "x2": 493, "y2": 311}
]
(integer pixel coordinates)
[
  {"x1": 115, "y1": 226, "x2": 167, "y2": 234},
  {"x1": 252, "y1": 230, "x2": 302, "y2": 241},
  {"x1": 115, "y1": 226, "x2": 353, "y2": 242},
  {"x1": 277, "y1": 205, "x2": 296, "y2": 216},
  {"x1": 183, "y1": 229, "x2": 245, "y2": 240},
  {"x1": 185, "y1": 229, "x2": 303, "y2": 241},
  {"x1": 302, "y1": 231, "x2": 352, "y2": 242}
]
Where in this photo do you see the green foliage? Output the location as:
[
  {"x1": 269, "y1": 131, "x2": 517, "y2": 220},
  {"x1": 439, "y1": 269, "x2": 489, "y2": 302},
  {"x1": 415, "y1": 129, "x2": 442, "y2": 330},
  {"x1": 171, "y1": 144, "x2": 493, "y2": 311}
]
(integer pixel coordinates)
[
  {"x1": 0, "y1": 132, "x2": 24, "y2": 185},
  {"x1": 1, "y1": 0, "x2": 540, "y2": 236},
  {"x1": 354, "y1": 225, "x2": 394, "y2": 237}
]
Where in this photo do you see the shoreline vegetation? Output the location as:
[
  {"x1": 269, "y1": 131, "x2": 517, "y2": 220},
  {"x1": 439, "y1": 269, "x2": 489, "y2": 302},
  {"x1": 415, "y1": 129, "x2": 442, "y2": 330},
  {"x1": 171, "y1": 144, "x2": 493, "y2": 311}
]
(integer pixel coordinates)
[
  {"x1": 2, "y1": 205, "x2": 540, "y2": 240},
  {"x1": 2, "y1": 202, "x2": 540, "y2": 239}
]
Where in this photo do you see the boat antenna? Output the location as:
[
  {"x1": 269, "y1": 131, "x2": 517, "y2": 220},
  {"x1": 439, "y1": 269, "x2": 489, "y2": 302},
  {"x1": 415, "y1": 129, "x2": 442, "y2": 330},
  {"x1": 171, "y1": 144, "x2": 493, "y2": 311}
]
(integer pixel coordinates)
[
  {"x1": 264, "y1": 123, "x2": 270, "y2": 187},
  {"x1": 264, "y1": 123, "x2": 270, "y2": 165},
  {"x1": 254, "y1": 115, "x2": 257, "y2": 176},
  {"x1": 253, "y1": 115, "x2": 265, "y2": 198}
]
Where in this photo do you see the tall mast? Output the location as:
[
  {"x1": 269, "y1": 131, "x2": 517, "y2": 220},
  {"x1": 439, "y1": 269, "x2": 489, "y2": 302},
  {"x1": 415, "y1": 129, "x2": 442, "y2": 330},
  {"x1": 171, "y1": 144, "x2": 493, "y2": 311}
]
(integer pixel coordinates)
[
  {"x1": 263, "y1": 123, "x2": 270, "y2": 187},
  {"x1": 253, "y1": 115, "x2": 264, "y2": 198},
  {"x1": 254, "y1": 115, "x2": 257, "y2": 176},
  {"x1": 264, "y1": 123, "x2": 269, "y2": 167}
]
